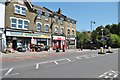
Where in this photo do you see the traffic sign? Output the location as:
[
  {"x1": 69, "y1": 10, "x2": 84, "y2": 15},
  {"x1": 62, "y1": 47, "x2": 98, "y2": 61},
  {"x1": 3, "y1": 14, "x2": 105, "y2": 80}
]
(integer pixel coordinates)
[{"x1": 101, "y1": 38, "x2": 104, "y2": 41}]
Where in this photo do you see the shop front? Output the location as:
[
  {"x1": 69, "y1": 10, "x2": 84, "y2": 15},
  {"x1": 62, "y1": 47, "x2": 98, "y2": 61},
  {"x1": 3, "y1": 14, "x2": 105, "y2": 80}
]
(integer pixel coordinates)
[
  {"x1": 52, "y1": 35, "x2": 66, "y2": 50},
  {"x1": 6, "y1": 31, "x2": 51, "y2": 51},
  {"x1": 66, "y1": 37, "x2": 76, "y2": 49}
]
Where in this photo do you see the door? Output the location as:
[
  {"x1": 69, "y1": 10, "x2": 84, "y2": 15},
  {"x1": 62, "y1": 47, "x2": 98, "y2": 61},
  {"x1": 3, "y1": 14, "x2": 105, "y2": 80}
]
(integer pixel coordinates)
[{"x1": 12, "y1": 40, "x2": 17, "y2": 50}]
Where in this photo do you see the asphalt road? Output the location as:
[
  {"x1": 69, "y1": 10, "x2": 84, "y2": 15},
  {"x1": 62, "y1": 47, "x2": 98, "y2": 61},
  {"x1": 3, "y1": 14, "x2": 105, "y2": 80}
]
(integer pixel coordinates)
[{"x1": 1, "y1": 49, "x2": 119, "y2": 79}]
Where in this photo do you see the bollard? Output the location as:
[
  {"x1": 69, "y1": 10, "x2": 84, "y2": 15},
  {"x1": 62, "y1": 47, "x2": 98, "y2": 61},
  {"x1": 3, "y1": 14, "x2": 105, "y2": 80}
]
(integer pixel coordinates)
[
  {"x1": 98, "y1": 47, "x2": 105, "y2": 54},
  {"x1": 106, "y1": 47, "x2": 113, "y2": 53}
]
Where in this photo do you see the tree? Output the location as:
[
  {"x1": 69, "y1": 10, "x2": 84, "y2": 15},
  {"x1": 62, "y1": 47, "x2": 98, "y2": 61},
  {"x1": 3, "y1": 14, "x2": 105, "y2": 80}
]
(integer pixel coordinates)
[{"x1": 110, "y1": 34, "x2": 120, "y2": 47}]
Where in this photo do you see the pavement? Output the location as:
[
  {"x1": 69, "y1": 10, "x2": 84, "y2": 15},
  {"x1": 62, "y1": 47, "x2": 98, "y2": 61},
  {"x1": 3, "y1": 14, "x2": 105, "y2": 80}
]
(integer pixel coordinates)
[{"x1": 0, "y1": 49, "x2": 91, "y2": 62}]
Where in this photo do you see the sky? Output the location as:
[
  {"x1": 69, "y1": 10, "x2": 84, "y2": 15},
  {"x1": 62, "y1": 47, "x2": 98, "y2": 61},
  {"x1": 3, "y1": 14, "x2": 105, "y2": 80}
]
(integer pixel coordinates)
[{"x1": 32, "y1": 2, "x2": 118, "y2": 32}]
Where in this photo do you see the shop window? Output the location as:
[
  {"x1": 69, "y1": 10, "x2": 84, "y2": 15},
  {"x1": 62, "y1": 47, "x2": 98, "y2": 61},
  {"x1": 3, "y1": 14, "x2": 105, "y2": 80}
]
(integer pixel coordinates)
[
  {"x1": 18, "y1": 20, "x2": 23, "y2": 29},
  {"x1": 11, "y1": 18, "x2": 17, "y2": 28},
  {"x1": 37, "y1": 23, "x2": 41, "y2": 31},
  {"x1": 68, "y1": 29, "x2": 70, "y2": 35},
  {"x1": 55, "y1": 27, "x2": 58, "y2": 33},
  {"x1": 45, "y1": 25, "x2": 49, "y2": 32},
  {"x1": 24, "y1": 21, "x2": 29, "y2": 29}
]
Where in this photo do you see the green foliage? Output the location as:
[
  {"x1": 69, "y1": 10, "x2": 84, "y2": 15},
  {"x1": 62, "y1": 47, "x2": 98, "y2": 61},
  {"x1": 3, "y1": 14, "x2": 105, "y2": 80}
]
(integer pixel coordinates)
[
  {"x1": 110, "y1": 34, "x2": 120, "y2": 47},
  {"x1": 90, "y1": 23, "x2": 120, "y2": 48}
]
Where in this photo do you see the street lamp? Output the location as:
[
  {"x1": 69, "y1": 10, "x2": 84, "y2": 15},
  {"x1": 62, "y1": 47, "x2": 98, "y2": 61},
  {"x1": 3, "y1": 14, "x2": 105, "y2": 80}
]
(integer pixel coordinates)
[
  {"x1": 101, "y1": 29, "x2": 104, "y2": 48},
  {"x1": 90, "y1": 21, "x2": 95, "y2": 32}
]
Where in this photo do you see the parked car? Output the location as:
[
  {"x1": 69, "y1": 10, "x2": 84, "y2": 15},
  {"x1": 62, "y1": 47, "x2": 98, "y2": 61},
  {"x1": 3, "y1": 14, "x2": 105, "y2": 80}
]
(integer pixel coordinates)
[
  {"x1": 34, "y1": 45, "x2": 42, "y2": 52},
  {"x1": 17, "y1": 45, "x2": 26, "y2": 52},
  {"x1": 44, "y1": 46, "x2": 49, "y2": 51}
]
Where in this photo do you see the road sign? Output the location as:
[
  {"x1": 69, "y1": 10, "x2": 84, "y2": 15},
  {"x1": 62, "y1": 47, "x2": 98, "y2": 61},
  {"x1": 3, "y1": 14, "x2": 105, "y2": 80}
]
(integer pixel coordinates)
[{"x1": 101, "y1": 38, "x2": 104, "y2": 41}]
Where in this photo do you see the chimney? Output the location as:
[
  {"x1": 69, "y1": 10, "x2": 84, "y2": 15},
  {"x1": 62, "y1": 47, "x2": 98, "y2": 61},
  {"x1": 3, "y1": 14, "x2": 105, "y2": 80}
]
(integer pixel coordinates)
[{"x1": 57, "y1": 8, "x2": 62, "y2": 14}]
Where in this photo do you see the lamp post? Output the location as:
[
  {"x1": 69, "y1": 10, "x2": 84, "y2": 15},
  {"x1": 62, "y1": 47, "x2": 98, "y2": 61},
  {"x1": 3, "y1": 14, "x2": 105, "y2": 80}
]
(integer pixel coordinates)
[
  {"x1": 90, "y1": 21, "x2": 95, "y2": 50},
  {"x1": 90, "y1": 21, "x2": 95, "y2": 32},
  {"x1": 101, "y1": 29, "x2": 104, "y2": 48}
]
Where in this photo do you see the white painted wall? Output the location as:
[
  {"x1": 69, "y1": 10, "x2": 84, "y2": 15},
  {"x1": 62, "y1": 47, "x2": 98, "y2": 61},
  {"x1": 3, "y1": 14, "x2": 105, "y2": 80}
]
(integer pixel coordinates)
[{"x1": 0, "y1": 3, "x2": 5, "y2": 28}]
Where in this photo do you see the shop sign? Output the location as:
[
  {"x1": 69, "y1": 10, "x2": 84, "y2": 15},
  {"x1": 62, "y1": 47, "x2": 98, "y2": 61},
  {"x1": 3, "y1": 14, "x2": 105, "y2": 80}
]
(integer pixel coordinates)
[
  {"x1": 53, "y1": 36, "x2": 65, "y2": 40},
  {"x1": 6, "y1": 31, "x2": 50, "y2": 38},
  {"x1": 23, "y1": 33, "x2": 50, "y2": 38},
  {"x1": 6, "y1": 31, "x2": 23, "y2": 37}
]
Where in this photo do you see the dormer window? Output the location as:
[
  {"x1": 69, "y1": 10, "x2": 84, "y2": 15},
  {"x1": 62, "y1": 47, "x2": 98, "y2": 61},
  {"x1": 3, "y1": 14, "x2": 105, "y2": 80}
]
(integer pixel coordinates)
[
  {"x1": 37, "y1": 10, "x2": 42, "y2": 19},
  {"x1": 15, "y1": 5, "x2": 20, "y2": 14},
  {"x1": 14, "y1": 4, "x2": 27, "y2": 16},
  {"x1": 54, "y1": 16, "x2": 58, "y2": 24},
  {"x1": 68, "y1": 20, "x2": 70, "y2": 27},
  {"x1": 60, "y1": 18, "x2": 64, "y2": 25},
  {"x1": 45, "y1": 13, "x2": 49, "y2": 21},
  {"x1": 72, "y1": 21, "x2": 74, "y2": 27},
  {"x1": 22, "y1": 7, "x2": 26, "y2": 15}
]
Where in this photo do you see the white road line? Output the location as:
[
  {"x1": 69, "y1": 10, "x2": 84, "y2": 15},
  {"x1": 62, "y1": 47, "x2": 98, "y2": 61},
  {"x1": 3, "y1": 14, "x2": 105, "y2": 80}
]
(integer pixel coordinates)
[
  {"x1": 0, "y1": 68, "x2": 10, "y2": 71},
  {"x1": 2, "y1": 73, "x2": 19, "y2": 78},
  {"x1": 39, "y1": 61, "x2": 49, "y2": 64},
  {"x1": 66, "y1": 59, "x2": 71, "y2": 61},
  {"x1": 35, "y1": 63, "x2": 39, "y2": 70},
  {"x1": 53, "y1": 61, "x2": 59, "y2": 65},
  {"x1": 83, "y1": 55, "x2": 90, "y2": 58},
  {"x1": 4, "y1": 68, "x2": 14, "y2": 76},
  {"x1": 76, "y1": 57, "x2": 81, "y2": 59}
]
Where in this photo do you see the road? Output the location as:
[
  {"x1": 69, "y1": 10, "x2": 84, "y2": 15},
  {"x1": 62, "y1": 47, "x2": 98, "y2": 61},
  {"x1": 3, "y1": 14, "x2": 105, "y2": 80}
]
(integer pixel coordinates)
[{"x1": 1, "y1": 49, "x2": 119, "y2": 79}]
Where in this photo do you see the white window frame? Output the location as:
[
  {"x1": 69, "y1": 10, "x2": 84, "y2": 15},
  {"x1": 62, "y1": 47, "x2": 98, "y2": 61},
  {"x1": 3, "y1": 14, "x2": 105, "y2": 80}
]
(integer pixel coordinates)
[
  {"x1": 36, "y1": 22, "x2": 42, "y2": 31},
  {"x1": 54, "y1": 16, "x2": 58, "y2": 23},
  {"x1": 60, "y1": 18, "x2": 64, "y2": 25},
  {"x1": 45, "y1": 12, "x2": 49, "y2": 21},
  {"x1": 18, "y1": 19, "x2": 23, "y2": 29},
  {"x1": 44, "y1": 24, "x2": 50, "y2": 32},
  {"x1": 10, "y1": 17, "x2": 29, "y2": 30},
  {"x1": 24, "y1": 20, "x2": 29, "y2": 29},
  {"x1": 37, "y1": 10, "x2": 42, "y2": 19},
  {"x1": 14, "y1": 5, "x2": 20, "y2": 14},
  {"x1": 10, "y1": 18, "x2": 17, "y2": 28},
  {"x1": 14, "y1": 4, "x2": 27, "y2": 16}
]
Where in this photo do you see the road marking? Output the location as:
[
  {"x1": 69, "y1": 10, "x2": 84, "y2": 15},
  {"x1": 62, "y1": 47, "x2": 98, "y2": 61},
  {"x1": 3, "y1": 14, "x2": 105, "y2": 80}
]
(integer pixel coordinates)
[
  {"x1": 39, "y1": 61, "x2": 49, "y2": 64},
  {"x1": 35, "y1": 63, "x2": 39, "y2": 70},
  {"x1": 66, "y1": 59, "x2": 71, "y2": 61},
  {"x1": 2, "y1": 73, "x2": 19, "y2": 78},
  {"x1": 4, "y1": 68, "x2": 14, "y2": 76},
  {"x1": 53, "y1": 61, "x2": 59, "y2": 65},
  {"x1": 98, "y1": 70, "x2": 118, "y2": 79},
  {"x1": 76, "y1": 57, "x2": 81, "y2": 59}
]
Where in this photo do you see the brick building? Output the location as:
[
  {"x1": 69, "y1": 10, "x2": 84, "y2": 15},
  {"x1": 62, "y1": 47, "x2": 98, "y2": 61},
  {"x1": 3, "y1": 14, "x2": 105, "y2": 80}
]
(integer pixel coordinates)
[{"x1": 5, "y1": 0, "x2": 76, "y2": 51}]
